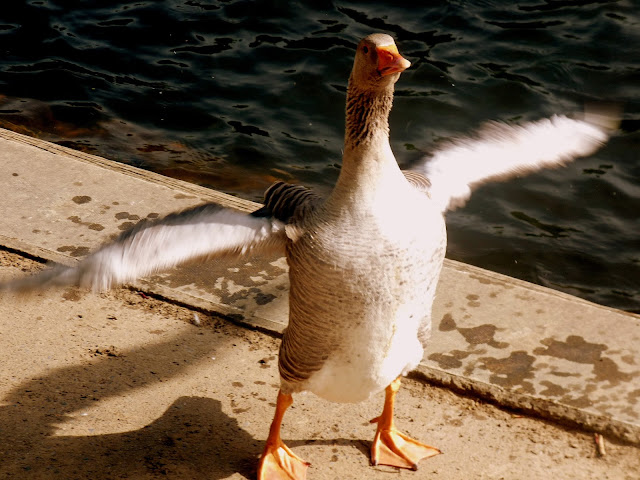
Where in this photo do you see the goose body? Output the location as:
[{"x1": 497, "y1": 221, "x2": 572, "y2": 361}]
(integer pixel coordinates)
[
  {"x1": 282, "y1": 177, "x2": 445, "y2": 403},
  {"x1": 0, "y1": 33, "x2": 616, "y2": 479}
]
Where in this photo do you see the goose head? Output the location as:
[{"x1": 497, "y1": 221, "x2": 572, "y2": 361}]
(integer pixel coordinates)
[
  {"x1": 349, "y1": 33, "x2": 411, "y2": 91},
  {"x1": 342, "y1": 34, "x2": 411, "y2": 150}
]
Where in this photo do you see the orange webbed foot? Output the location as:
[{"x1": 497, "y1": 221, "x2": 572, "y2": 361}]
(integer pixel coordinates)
[
  {"x1": 257, "y1": 391, "x2": 310, "y2": 480},
  {"x1": 257, "y1": 440, "x2": 310, "y2": 480},
  {"x1": 369, "y1": 377, "x2": 441, "y2": 470},
  {"x1": 370, "y1": 417, "x2": 441, "y2": 470}
]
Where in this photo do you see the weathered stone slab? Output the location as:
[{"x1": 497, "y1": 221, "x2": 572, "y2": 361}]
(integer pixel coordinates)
[{"x1": 0, "y1": 128, "x2": 638, "y2": 444}]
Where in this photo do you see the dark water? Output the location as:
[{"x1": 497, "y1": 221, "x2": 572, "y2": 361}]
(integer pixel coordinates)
[{"x1": 0, "y1": 1, "x2": 638, "y2": 312}]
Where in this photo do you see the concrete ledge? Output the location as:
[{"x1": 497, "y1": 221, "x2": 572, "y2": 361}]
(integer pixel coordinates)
[{"x1": 1, "y1": 127, "x2": 638, "y2": 445}]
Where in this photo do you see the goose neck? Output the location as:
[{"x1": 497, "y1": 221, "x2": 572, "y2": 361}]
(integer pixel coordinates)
[
  {"x1": 344, "y1": 82, "x2": 394, "y2": 149},
  {"x1": 326, "y1": 81, "x2": 402, "y2": 209}
]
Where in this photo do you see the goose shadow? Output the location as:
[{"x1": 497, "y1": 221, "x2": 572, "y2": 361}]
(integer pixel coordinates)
[
  {"x1": 0, "y1": 323, "x2": 376, "y2": 479},
  {"x1": 0, "y1": 396, "x2": 261, "y2": 478},
  {"x1": 0, "y1": 328, "x2": 262, "y2": 479}
]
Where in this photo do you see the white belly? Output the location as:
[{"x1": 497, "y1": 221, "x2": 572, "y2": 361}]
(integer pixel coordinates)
[{"x1": 304, "y1": 303, "x2": 429, "y2": 403}]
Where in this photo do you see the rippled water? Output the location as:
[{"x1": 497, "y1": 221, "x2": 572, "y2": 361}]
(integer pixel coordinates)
[{"x1": 0, "y1": 1, "x2": 638, "y2": 312}]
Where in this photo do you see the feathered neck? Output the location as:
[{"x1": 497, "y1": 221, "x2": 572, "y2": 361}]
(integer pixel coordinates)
[
  {"x1": 324, "y1": 76, "x2": 402, "y2": 211},
  {"x1": 344, "y1": 78, "x2": 394, "y2": 148}
]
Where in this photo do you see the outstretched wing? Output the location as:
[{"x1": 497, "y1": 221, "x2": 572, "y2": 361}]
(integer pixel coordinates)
[
  {"x1": 1, "y1": 203, "x2": 286, "y2": 292},
  {"x1": 415, "y1": 112, "x2": 618, "y2": 213}
]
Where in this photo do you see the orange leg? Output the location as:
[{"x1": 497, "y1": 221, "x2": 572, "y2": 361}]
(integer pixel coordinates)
[
  {"x1": 370, "y1": 377, "x2": 441, "y2": 470},
  {"x1": 257, "y1": 390, "x2": 310, "y2": 480}
]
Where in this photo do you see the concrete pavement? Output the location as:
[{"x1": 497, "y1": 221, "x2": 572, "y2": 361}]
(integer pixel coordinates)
[{"x1": 0, "y1": 127, "x2": 638, "y2": 445}]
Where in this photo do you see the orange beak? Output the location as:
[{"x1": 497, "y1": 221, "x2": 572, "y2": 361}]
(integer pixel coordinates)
[{"x1": 376, "y1": 45, "x2": 411, "y2": 76}]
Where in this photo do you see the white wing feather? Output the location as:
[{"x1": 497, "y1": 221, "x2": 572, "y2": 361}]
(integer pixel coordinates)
[
  {"x1": 2, "y1": 204, "x2": 286, "y2": 292},
  {"x1": 418, "y1": 114, "x2": 616, "y2": 213}
]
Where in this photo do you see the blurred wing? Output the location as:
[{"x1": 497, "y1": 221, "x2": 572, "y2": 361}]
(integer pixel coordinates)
[
  {"x1": 1, "y1": 203, "x2": 286, "y2": 292},
  {"x1": 415, "y1": 113, "x2": 617, "y2": 213}
]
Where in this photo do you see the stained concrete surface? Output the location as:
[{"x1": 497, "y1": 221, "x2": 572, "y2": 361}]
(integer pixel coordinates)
[
  {"x1": 0, "y1": 127, "x2": 638, "y2": 446},
  {"x1": 1, "y1": 251, "x2": 639, "y2": 480}
]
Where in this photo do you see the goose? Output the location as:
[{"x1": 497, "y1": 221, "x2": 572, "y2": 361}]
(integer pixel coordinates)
[{"x1": 0, "y1": 33, "x2": 615, "y2": 479}]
